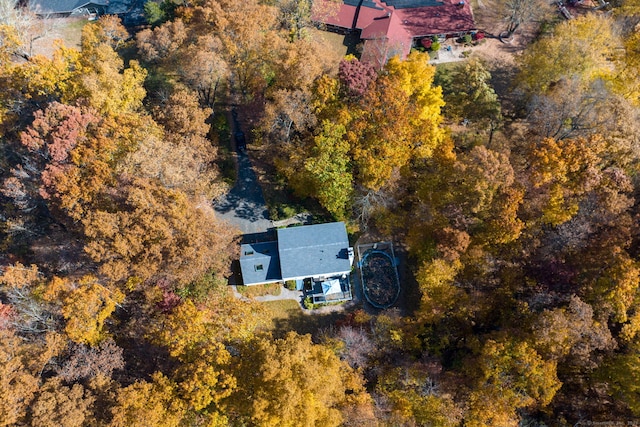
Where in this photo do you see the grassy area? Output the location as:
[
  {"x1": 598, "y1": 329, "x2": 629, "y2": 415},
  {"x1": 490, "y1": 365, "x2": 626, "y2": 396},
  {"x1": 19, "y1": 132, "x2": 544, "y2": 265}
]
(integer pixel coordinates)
[
  {"x1": 309, "y1": 28, "x2": 348, "y2": 58},
  {"x1": 260, "y1": 300, "x2": 350, "y2": 337},
  {"x1": 61, "y1": 17, "x2": 89, "y2": 35},
  {"x1": 31, "y1": 17, "x2": 88, "y2": 57},
  {"x1": 436, "y1": 61, "x2": 460, "y2": 73},
  {"x1": 236, "y1": 283, "x2": 281, "y2": 298}
]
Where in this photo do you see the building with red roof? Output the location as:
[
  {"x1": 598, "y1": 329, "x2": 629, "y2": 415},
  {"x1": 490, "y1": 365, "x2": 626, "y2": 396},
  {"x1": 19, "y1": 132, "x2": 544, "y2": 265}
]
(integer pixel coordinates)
[{"x1": 314, "y1": 0, "x2": 476, "y2": 66}]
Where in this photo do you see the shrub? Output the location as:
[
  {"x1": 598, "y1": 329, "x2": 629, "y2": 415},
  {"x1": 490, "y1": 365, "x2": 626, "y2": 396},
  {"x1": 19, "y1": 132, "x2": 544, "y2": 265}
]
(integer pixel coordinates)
[
  {"x1": 285, "y1": 280, "x2": 297, "y2": 291},
  {"x1": 431, "y1": 41, "x2": 441, "y2": 52},
  {"x1": 278, "y1": 204, "x2": 298, "y2": 220},
  {"x1": 176, "y1": 272, "x2": 226, "y2": 301},
  {"x1": 303, "y1": 297, "x2": 346, "y2": 310},
  {"x1": 463, "y1": 34, "x2": 473, "y2": 45}
]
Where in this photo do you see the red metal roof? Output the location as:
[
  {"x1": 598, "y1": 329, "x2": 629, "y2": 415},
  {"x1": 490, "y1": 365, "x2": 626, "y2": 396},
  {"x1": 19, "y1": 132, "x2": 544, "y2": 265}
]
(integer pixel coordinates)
[
  {"x1": 360, "y1": 12, "x2": 413, "y2": 62},
  {"x1": 396, "y1": 0, "x2": 476, "y2": 36},
  {"x1": 316, "y1": 0, "x2": 475, "y2": 40},
  {"x1": 320, "y1": 3, "x2": 390, "y2": 30}
]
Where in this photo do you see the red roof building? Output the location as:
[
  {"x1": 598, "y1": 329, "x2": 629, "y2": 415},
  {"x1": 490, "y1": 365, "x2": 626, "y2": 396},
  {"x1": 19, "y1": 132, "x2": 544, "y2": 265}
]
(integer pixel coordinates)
[{"x1": 314, "y1": 0, "x2": 476, "y2": 66}]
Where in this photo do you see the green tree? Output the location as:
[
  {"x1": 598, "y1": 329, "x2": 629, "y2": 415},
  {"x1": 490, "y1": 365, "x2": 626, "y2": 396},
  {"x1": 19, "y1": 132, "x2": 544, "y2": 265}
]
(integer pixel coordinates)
[
  {"x1": 598, "y1": 341, "x2": 640, "y2": 416},
  {"x1": 144, "y1": 1, "x2": 167, "y2": 26},
  {"x1": 303, "y1": 120, "x2": 353, "y2": 219},
  {"x1": 444, "y1": 59, "x2": 502, "y2": 143}
]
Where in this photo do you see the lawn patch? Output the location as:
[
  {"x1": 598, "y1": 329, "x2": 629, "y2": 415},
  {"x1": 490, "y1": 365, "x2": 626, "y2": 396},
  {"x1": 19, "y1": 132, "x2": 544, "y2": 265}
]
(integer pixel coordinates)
[
  {"x1": 261, "y1": 300, "x2": 349, "y2": 337},
  {"x1": 309, "y1": 28, "x2": 348, "y2": 59},
  {"x1": 236, "y1": 283, "x2": 281, "y2": 298}
]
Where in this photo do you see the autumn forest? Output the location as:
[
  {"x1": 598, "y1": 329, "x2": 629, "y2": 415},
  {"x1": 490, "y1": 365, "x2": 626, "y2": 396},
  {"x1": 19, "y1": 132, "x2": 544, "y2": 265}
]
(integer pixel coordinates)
[{"x1": 2, "y1": 0, "x2": 640, "y2": 425}]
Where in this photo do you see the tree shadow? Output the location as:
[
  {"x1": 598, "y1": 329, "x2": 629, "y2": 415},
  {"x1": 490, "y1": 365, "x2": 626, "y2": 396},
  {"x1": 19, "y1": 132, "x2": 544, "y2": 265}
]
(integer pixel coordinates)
[
  {"x1": 269, "y1": 307, "x2": 350, "y2": 339},
  {"x1": 489, "y1": 64, "x2": 522, "y2": 117},
  {"x1": 343, "y1": 30, "x2": 362, "y2": 57},
  {"x1": 213, "y1": 152, "x2": 270, "y2": 223}
]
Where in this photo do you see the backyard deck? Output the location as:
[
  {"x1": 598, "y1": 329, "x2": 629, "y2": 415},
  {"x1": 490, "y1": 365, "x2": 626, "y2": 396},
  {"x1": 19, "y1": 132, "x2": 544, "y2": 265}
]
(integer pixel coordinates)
[{"x1": 307, "y1": 276, "x2": 352, "y2": 304}]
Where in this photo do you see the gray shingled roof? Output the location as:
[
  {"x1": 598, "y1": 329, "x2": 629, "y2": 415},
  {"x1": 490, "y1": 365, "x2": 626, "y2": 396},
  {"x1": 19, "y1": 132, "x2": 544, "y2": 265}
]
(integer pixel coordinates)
[
  {"x1": 277, "y1": 222, "x2": 351, "y2": 281},
  {"x1": 30, "y1": 0, "x2": 107, "y2": 14},
  {"x1": 239, "y1": 241, "x2": 281, "y2": 286}
]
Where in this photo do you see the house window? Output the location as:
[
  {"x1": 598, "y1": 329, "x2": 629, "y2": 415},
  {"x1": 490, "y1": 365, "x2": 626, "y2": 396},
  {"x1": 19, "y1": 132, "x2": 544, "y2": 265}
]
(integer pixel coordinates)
[
  {"x1": 255, "y1": 264, "x2": 264, "y2": 271},
  {"x1": 245, "y1": 250, "x2": 254, "y2": 256}
]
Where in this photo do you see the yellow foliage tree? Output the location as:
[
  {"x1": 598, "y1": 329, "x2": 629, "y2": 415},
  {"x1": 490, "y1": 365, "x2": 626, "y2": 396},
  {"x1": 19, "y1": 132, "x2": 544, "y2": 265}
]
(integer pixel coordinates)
[
  {"x1": 151, "y1": 300, "x2": 236, "y2": 411},
  {"x1": 61, "y1": 277, "x2": 124, "y2": 346},
  {"x1": 109, "y1": 373, "x2": 187, "y2": 427},
  {"x1": 79, "y1": 16, "x2": 146, "y2": 116},
  {"x1": 349, "y1": 51, "x2": 445, "y2": 190},
  {"x1": 0, "y1": 329, "x2": 39, "y2": 426},
  {"x1": 416, "y1": 258, "x2": 463, "y2": 324},
  {"x1": 226, "y1": 332, "x2": 368, "y2": 427},
  {"x1": 518, "y1": 15, "x2": 620, "y2": 96},
  {"x1": 29, "y1": 378, "x2": 94, "y2": 427},
  {"x1": 466, "y1": 338, "x2": 561, "y2": 426},
  {"x1": 524, "y1": 136, "x2": 603, "y2": 226}
]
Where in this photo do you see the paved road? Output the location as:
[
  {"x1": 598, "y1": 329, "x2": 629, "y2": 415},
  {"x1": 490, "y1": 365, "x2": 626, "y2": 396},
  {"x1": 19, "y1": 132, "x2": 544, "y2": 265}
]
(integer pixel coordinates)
[{"x1": 214, "y1": 151, "x2": 272, "y2": 234}]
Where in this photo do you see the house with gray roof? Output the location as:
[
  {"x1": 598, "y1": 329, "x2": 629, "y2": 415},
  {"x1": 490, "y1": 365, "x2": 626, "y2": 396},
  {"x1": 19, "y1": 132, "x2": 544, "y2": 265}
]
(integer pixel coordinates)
[
  {"x1": 30, "y1": 0, "x2": 107, "y2": 16},
  {"x1": 239, "y1": 222, "x2": 354, "y2": 301},
  {"x1": 239, "y1": 241, "x2": 281, "y2": 286},
  {"x1": 277, "y1": 222, "x2": 352, "y2": 282}
]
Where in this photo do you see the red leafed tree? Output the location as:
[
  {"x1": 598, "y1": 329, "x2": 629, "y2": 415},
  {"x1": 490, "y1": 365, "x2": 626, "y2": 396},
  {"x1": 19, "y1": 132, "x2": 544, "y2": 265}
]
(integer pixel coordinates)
[
  {"x1": 338, "y1": 57, "x2": 377, "y2": 97},
  {"x1": 20, "y1": 103, "x2": 100, "y2": 163},
  {"x1": 19, "y1": 102, "x2": 101, "y2": 206},
  {"x1": 0, "y1": 303, "x2": 15, "y2": 330}
]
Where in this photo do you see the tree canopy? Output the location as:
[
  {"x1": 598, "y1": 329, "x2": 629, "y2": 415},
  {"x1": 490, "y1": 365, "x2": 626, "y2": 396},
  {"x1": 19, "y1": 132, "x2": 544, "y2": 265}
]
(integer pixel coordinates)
[{"x1": 2, "y1": 2, "x2": 640, "y2": 425}]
